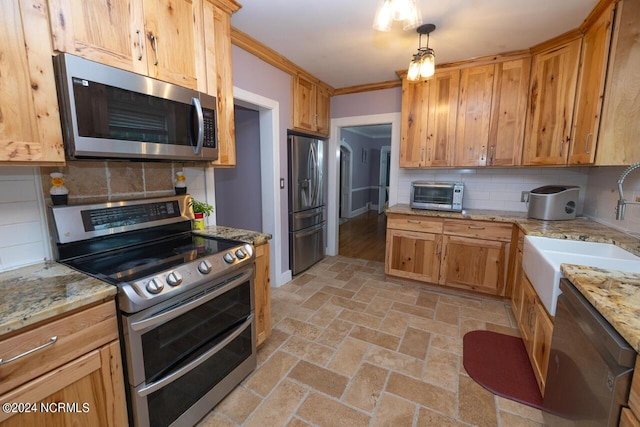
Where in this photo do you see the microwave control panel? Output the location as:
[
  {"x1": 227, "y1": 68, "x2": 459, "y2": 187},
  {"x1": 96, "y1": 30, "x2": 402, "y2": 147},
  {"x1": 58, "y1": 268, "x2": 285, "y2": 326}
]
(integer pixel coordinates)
[{"x1": 203, "y1": 108, "x2": 217, "y2": 148}]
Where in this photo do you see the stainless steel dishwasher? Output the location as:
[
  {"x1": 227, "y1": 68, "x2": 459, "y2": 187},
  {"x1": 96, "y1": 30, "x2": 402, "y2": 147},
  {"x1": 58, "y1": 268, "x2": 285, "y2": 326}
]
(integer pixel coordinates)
[{"x1": 543, "y1": 279, "x2": 636, "y2": 426}]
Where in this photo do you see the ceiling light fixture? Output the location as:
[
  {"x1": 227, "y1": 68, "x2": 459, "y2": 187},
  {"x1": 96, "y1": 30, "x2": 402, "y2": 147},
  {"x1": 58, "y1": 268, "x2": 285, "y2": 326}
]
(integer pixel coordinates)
[
  {"x1": 407, "y1": 23, "x2": 436, "y2": 81},
  {"x1": 372, "y1": 0, "x2": 422, "y2": 32}
]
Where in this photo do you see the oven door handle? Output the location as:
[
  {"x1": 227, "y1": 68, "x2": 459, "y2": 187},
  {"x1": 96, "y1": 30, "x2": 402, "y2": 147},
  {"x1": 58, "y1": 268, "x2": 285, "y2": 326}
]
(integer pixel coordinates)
[
  {"x1": 136, "y1": 314, "x2": 253, "y2": 397},
  {"x1": 130, "y1": 268, "x2": 253, "y2": 332}
]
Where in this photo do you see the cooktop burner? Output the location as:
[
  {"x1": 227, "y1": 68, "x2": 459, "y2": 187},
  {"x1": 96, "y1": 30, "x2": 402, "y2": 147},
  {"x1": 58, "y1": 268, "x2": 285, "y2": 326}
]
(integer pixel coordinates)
[
  {"x1": 65, "y1": 233, "x2": 240, "y2": 284},
  {"x1": 51, "y1": 195, "x2": 256, "y2": 313}
]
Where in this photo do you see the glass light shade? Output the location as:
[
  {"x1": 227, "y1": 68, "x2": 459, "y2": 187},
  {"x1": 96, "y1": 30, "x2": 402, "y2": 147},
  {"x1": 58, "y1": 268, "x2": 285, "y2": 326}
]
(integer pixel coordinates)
[
  {"x1": 419, "y1": 52, "x2": 435, "y2": 78},
  {"x1": 392, "y1": 0, "x2": 413, "y2": 21},
  {"x1": 407, "y1": 58, "x2": 421, "y2": 81},
  {"x1": 372, "y1": 0, "x2": 393, "y2": 31},
  {"x1": 402, "y1": 6, "x2": 422, "y2": 30}
]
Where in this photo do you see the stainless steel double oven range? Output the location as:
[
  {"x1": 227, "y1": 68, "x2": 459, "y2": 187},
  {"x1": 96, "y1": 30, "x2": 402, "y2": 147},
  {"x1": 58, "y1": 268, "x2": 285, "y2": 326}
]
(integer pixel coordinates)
[{"x1": 50, "y1": 195, "x2": 256, "y2": 427}]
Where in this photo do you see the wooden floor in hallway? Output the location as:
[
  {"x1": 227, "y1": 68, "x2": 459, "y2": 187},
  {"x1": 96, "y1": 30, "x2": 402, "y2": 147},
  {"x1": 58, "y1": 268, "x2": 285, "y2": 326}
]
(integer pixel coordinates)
[{"x1": 339, "y1": 210, "x2": 387, "y2": 263}]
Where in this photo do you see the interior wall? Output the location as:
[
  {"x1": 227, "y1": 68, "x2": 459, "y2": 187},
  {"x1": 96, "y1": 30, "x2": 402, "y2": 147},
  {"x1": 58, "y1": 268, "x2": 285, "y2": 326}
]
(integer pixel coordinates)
[
  {"x1": 231, "y1": 45, "x2": 291, "y2": 277},
  {"x1": 584, "y1": 166, "x2": 640, "y2": 234},
  {"x1": 331, "y1": 87, "x2": 402, "y2": 118},
  {"x1": 214, "y1": 107, "x2": 262, "y2": 231}
]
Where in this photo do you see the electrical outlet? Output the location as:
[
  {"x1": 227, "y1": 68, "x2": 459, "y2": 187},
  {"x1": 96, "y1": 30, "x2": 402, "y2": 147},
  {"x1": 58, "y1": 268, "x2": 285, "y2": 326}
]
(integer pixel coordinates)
[{"x1": 521, "y1": 191, "x2": 530, "y2": 202}]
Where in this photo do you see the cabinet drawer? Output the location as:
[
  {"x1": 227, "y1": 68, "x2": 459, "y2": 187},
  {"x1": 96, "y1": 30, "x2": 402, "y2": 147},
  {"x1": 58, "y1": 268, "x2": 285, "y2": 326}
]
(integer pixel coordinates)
[
  {"x1": 387, "y1": 214, "x2": 443, "y2": 233},
  {"x1": 444, "y1": 219, "x2": 512, "y2": 241},
  {"x1": 0, "y1": 301, "x2": 117, "y2": 395}
]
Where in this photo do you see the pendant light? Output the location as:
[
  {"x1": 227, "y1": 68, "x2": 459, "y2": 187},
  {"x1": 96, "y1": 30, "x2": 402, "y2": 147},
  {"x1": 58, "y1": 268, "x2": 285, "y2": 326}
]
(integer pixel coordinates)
[
  {"x1": 373, "y1": 0, "x2": 421, "y2": 32},
  {"x1": 407, "y1": 24, "x2": 436, "y2": 81}
]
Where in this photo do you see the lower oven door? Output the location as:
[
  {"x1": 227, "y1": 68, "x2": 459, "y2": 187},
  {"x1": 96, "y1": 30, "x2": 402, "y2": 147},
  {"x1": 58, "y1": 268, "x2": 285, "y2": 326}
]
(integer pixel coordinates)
[{"x1": 122, "y1": 267, "x2": 256, "y2": 427}]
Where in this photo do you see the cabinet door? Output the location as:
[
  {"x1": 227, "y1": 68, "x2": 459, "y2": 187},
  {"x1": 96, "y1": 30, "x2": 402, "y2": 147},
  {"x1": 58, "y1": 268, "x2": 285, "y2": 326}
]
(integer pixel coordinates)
[
  {"x1": 519, "y1": 273, "x2": 538, "y2": 351},
  {"x1": 293, "y1": 74, "x2": 316, "y2": 132},
  {"x1": 532, "y1": 301, "x2": 553, "y2": 394},
  {"x1": 1, "y1": 0, "x2": 65, "y2": 165},
  {"x1": 455, "y1": 64, "x2": 494, "y2": 167},
  {"x1": 523, "y1": 39, "x2": 581, "y2": 165},
  {"x1": 488, "y1": 58, "x2": 531, "y2": 166},
  {"x1": 400, "y1": 78, "x2": 429, "y2": 167},
  {"x1": 142, "y1": 0, "x2": 203, "y2": 90},
  {"x1": 48, "y1": 0, "x2": 147, "y2": 75},
  {"x1": 206, "y1": 2, "x2": 236, "y2": 167},
  {"x1": 426, "y1": 69, "x2": 459, "y2": 167},
  {"x1": 255, "y1": 243, "x2": 271, "y2": 347},
  {"x1": 385, "y1": 228, "x2": 441, "y2": 283},
  {"x1": 315, "y1": 85, "x2": 331, "y2": 135},
  {"x1": 0, "y1": 341, "x2": 127, "y2": 426},
  {"x1": 440, "y1": 235, "x2": 507, "y2": 296},
  {"x1": 569, "y1": 4, "x2": 614, "y2": 165}
]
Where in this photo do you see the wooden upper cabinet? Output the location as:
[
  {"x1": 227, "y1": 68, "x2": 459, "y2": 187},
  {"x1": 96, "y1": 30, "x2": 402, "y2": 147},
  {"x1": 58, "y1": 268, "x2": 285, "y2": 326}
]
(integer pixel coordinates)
[
  {"x1": 142, "y1": 0, "x2": 203, "y2": 89},
  {"x1": 0, "y1": 0, "x2": 65, "y2": 165},
  {"x1": 426, "y1": 69, "x2": 459, "y2": 167},
  {"x1": 488, "y1": 58, "x2": 531, "y2": 166},
  {"x1": 569, "y1": 3, "x2": 614, "y2": 165},
  {"x1": 205, "y1": 0, "x2": 237, "y2": 167},
  {"x1": 593, "y1": 0, "x2": 640, "y2": 165},
  {"x1": 522, "y1": 37, "x2": 581, "y2": 166},
  {"x1": 48, "y1": 0, "x2": 147, "y2": 74},
  {"x1": 49, "y1": 0, "x2": 205, "y2": 90},
  {"x1": 292, "y1": 74, "x2": 331, "y2": 137},
  {"x1": 455, "y1": 64, "x2": 495, "y2": 167},
  {"x1": 400, "y1": 78, "x2": 429, "y2": 167}
]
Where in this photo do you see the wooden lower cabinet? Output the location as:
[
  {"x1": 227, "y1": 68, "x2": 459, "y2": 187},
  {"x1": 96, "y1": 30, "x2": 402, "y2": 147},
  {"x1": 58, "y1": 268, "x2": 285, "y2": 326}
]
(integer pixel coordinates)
[
  {"x1": 0, "y1": 341, "x2": 127, "y2": 426},
  {"x1": 620, "y1": 408, "x2": 640, "y2": 427},
  {"x1": 440, "y1": 235, "x2": 508, "y2": 295},
  {"x1": 516, "y1": 269, "x2": 553, "y2": 395},
  {"x1": 0, "y1": 301, "x2": 127, "y2": 426},
  {"x1": 621, "y1": 357, "x2": 640, "y2": 427},
  {"x1": 385, "y1": 214, "x2": 512, "y2": 296},
  {"x1": 254, "y1": 242, "x2": 272, "y2": 347},
  {"x1": 385, "y1": 228, "x2": 442, "y2": 283}
]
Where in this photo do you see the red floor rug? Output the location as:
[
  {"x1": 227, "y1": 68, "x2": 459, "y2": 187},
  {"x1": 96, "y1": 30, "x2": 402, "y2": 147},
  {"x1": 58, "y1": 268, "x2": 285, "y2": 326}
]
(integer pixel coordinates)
[{"x1": 463, "y1": 330, "x2": 543, "y2": 410}]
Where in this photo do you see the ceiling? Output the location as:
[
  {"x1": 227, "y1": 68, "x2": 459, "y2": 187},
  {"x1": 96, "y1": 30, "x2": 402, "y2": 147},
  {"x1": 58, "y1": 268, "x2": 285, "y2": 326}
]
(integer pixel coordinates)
[{"x1": 231, "y1": 0, "x2": 599, "y2": 89}]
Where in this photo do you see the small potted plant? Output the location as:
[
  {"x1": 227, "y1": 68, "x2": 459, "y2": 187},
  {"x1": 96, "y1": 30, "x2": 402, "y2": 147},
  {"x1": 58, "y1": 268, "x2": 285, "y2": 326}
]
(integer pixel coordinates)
[{"x1": 189, "y1": 197, "x2": 214, "y2": 230}]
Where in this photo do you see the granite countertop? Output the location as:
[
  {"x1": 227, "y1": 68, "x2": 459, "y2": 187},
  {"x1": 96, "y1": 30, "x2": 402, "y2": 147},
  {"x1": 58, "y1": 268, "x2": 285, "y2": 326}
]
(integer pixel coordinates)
[
  {"x1": 388, "y1": 203, "x2": 640, "y2": 352},
  {"x1": 0, "y1": 225, "x2": 270, "y2": 339},
  {"x1": 561, "y1": 264, "x2": 640, "y2": 353},
  {"x1": 0, "y1": 262, "x2": 116, "y2": 336},
  {"x1": 387, "y1": 203, "x2": 640, "y2": 257},
  {"x1": 193, "y1": 225, "x2": 272, "y2": 245}
]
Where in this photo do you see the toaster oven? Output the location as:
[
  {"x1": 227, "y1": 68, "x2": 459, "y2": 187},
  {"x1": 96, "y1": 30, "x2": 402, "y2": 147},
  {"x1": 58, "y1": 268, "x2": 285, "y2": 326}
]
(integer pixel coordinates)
[{"x1": 410, "y1": 181, "x2": 464, "y2": 212}]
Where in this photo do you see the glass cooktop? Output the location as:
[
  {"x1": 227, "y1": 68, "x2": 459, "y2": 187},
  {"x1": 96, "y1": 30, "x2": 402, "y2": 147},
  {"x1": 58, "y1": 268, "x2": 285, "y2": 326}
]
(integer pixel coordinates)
[{"x1": 64, "y1": 233, "x2": 240, "y2": 284}]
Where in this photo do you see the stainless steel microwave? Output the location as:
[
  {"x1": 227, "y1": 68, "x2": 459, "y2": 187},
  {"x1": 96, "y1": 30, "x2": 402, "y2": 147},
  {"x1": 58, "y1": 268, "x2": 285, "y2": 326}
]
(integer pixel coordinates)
[
  {"x1": 54, "y1": 53, "x2": 218, "y2": 161},
  {"x1": 410, "y1": 181, "x2": 464, "y2": 212}
]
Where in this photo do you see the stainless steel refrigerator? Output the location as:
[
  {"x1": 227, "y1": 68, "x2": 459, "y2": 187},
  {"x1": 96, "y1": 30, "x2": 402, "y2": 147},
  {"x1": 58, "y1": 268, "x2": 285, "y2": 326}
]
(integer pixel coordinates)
[{"x1": 288, "y1": 133, "x2": 326, "y2": 275}]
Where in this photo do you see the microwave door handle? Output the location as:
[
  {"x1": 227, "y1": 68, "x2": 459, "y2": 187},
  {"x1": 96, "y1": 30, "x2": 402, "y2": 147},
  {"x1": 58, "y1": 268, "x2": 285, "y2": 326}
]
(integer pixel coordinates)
[{"x1": 191, "y1": 97, "x2": 204, "y2": 154}]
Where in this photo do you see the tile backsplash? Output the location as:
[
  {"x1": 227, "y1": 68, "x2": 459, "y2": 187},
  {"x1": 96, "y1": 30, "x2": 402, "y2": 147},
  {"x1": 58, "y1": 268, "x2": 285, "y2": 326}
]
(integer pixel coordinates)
[
  {"x1": 40, "y1": 161, "x2": 182, "y2": 204},
  {"x1": 397, "y1": 167, "x2": 589, "y2": 213}
]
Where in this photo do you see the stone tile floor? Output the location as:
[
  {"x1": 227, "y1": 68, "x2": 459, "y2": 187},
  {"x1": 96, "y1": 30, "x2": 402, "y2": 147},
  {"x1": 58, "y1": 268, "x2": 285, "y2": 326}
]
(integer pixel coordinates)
[{"x1": 198, "y1": 256, "x2": 544, "y2": 427}]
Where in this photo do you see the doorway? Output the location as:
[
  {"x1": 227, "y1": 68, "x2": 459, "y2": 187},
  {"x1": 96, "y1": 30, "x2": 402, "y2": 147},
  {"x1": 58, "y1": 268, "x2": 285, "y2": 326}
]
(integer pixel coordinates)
[
  {"x1": 327, "y1": 113, "x2": 401, "y2": 257},
  {"x1": 339, "y1": 142, "x2": 352, "y2": 223},
  {"x1": 335, "y1": 124, "x2": 392, "y2": 262}
]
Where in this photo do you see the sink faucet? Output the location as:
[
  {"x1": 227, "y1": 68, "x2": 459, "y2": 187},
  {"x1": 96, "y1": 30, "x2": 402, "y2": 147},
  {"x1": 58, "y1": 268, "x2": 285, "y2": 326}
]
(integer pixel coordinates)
[{"x1": 616, "y1": 162, "x2": 640, "y2": 220}]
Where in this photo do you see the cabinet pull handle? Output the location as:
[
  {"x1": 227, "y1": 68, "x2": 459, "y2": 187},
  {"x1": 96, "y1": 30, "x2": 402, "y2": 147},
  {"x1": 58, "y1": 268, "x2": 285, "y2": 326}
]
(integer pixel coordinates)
[
  {"x1": 480, "y1": 145, "x2": 486, "y2": 161},
  {"x1": 427, "y1": 147, "x2": 432, "y2": 162},
  {"x1": 559, "y1": 140, "x2": 564, "y2": 157},
  {"x1": 136, "y1": 30, "x2": 143, "y2": 61},
  {"x1": 585, "y1": 132, "x2": 593, "y2": 154},
  {"x1": 420, "y1": 148, "x2": 425, "y2": 162},
  {"x1": 0, "y1": 336, "x2": 57, "y2": 366},
  {"x1": 408, "y1": 220, "x2": 421, "y2": 224},
  {"x1": 468, "y1": 226, "x2": 485, "y2": 230},
  {"x1": 149, "y1": 32, "x2": 159, "y2": 65},
  {"x1": 489, "y1": 145, "x2": 495, "y2": 165}
]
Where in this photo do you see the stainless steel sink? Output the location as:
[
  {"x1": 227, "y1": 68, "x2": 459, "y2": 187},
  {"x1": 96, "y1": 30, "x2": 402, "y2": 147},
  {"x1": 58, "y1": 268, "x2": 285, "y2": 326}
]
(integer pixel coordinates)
[{"x1": 522, "y1": 236, "x2": 640, "y2": 316}]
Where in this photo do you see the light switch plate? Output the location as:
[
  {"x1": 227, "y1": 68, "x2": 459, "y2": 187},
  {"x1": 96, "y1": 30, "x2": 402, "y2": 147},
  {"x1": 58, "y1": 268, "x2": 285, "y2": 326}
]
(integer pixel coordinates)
[{"x1": 280, "y1": 178, "x2": 285, "y2": 189}]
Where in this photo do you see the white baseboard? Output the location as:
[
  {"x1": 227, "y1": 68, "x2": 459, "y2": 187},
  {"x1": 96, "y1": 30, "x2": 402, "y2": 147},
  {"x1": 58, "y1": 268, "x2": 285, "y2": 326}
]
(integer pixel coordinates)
[
  {"x1": 273, "y1": 269, "x2": 292, "y2": 288},
  {"x1": 350, "y1": 206, "x2": 369, "y2": 217}
]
